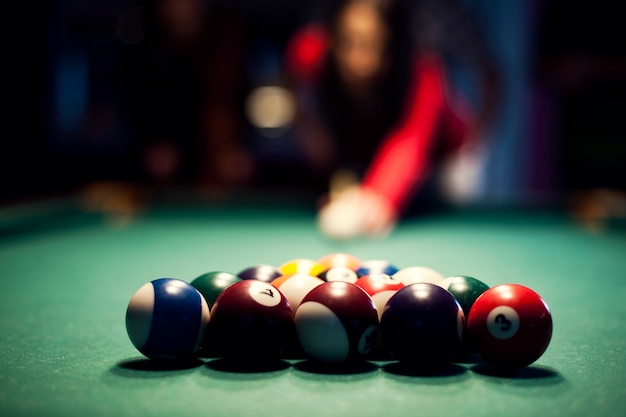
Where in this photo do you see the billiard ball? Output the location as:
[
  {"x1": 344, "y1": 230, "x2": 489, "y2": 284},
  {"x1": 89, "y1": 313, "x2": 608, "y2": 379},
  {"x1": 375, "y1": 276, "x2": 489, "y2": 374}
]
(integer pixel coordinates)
[
  {"x1": 190, "y1": 271, "x2": 241, "y2": 309},
  {"x1": 190, "y1": 271, "x2": 242, "y2": 355},
  {"x1": 467, "y1": 284, "x2": 552, "y2": 369},
  {"x1": 439, "y1": 275, "x2": 490, "y2": 317},
  {"x1": 272, "y1": 273, "x2": 325, "y2": 312},
  {"x1": 380, "y1": 283, "x2": 464, "y2": 369},
  {"x1": 269, "y1": 274, "x2": 291, "y2": 288},
  {"x1": 438, "y1": 275, "x2": 490, "y2": 356},
  {"x1": 393, "y1": 266, "x2": 444, "y2": 285},
  {"x1": 317, "y1": 252, "x2": 361, "y2": 271},
  {"x1": 317, "y1": 266, "x2": 359, "y2": 283},
  {"x1": 355, "y1": 273, "x2": 404, "y2": 319},
  {"x1": 126, "y1": 278, "x2": 210, "y2": 360},
  {"x1": 295, "y1": 281, "x2": 379, "y2": 364},
  {"x1": 209, "y1": 280, "x2": 294, "y2": 361},
  {"x1": 237, "y1": 264, "x2": 281, "y2": 283},
  {"x1": 357, "y1": 259, "x2": 399, "y2": 276},
  {"x1": 355, "y1": 273, "x2": 404, "y2": 295},
  {"x1": 279, "y1": 258, "x2": 327, "y2": 277}
]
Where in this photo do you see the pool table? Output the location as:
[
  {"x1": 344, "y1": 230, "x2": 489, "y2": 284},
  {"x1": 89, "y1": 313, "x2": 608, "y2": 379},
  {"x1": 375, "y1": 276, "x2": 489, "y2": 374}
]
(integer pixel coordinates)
[{"x1": 1, "y1": 191, "x2": 625, "y2": 417}]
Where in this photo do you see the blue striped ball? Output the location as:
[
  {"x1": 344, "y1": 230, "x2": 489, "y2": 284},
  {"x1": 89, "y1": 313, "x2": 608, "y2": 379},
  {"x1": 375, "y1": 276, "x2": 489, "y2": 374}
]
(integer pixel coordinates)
[
  {"x1": 357, "y1": 260, "x2": 399, "y2": 277},
  {"x1": 126, "y1": 278, "x2": 210, "y2": 360}
]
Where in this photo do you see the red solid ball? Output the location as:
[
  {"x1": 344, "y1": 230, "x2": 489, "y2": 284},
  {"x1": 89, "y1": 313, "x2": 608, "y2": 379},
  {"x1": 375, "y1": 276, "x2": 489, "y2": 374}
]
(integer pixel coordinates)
[
  {"x1": 355, "y1": 273, "x2": 404, "y2": 296},
  {"x1": 355, "y1": 274, "x2": 405, "y2": 319}
]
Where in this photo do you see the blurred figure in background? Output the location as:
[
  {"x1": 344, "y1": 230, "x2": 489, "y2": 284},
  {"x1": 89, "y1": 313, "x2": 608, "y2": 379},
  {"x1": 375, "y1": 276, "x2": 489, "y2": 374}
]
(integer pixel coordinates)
[
  {"x1": 286, "y1": 0, "x2": 501, "y2": 239},
  {"x1": 121, "y1": 0, "x2": 253, "y2": 188}
]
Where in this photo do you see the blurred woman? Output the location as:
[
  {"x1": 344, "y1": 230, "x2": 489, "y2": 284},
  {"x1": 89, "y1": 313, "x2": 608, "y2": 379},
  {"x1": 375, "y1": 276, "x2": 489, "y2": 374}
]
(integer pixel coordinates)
[{"x1": 287, "y1": 0, "x2": 499, "y2": 239}]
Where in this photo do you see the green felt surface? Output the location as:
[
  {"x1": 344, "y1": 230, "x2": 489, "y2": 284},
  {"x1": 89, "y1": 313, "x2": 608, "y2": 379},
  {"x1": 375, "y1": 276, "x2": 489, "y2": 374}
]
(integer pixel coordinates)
[{"x1": 1, "y1": 198, "x2": 625, "y2": 417}]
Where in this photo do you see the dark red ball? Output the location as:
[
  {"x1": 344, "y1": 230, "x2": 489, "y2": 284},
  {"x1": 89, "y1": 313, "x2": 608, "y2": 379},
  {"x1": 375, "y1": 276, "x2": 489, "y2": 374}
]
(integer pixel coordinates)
[
  {"x1": 209, "y1": 280, "x2": 294, "y2": 361},
  {"x1": 295, "y1": 281, "x2": 378, "y2": 364}
]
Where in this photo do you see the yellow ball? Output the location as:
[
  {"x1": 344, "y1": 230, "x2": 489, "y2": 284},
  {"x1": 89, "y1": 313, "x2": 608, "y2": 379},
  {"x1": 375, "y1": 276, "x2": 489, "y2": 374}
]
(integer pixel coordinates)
[{"x1": 279, "y1": 258, "x2": 326, "y2": 277}]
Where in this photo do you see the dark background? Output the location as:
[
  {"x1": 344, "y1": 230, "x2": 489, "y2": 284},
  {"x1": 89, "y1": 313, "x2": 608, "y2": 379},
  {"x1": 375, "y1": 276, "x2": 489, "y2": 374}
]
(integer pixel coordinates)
[{"x1": 4, "y1": 0, "x2": 626, "y2": 206}]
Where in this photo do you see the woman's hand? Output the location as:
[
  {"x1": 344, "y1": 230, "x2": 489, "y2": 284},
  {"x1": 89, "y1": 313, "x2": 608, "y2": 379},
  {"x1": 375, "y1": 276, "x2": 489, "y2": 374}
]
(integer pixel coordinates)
[{"x1": 317, "y1": 185, "x2": 397, "y2": 240}]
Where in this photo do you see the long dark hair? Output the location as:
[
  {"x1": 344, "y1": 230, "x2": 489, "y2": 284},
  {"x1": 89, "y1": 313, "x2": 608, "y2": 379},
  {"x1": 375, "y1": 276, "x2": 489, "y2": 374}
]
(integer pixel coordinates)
[{"x1": 318, "y1": 0, "x2": 415, "y2": 174}]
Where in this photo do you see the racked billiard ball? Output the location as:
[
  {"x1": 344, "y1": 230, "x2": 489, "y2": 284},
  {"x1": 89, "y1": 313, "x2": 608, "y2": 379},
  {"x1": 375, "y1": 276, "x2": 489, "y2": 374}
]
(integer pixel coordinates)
[
  {"x1": 126, "y1": 278, "x2": 210, "y2": 361},
  {"x1": 439, "y1": 275, "x2": 490, "y2": 317},
  {"x1": 467, "y1": 284, "x2": 552, "y2": 369},
  {"x1": 279, "y1": 258, "x2": 327, "y2": 277},
  {"x1": 237, "y1": 264, "x2": 281, "y2": 283},
  {"x1": 317, "y1": 252, "x2": 361, "y2": 271},
  {"x1": 380, "y1": 283, "x2": 464, "y2": 369},
  {"x1": 438, "y1": 275, "x2": 490, "y2": 356},
  {"x1": 209, "y1": 280, "x2": 294, "y2": 361},
  {"x1": 317, "y1": 266, "x2": 359, "y2": 283},
  {"x1": 272, "y1": 273, "x2": 325, "y2": 312},
  {"x1": 357, "y1": 259, "x2": 399, "y2": 277},
  {"x1": 295, "y1": 281, "x2": 379, "y2": 364},
  {"x1": 393, "y1": 266, "x2": 444, "y2": 285},
  {"x1": 355, "y1": 273, "x2": 404, "y2": 319},
  {"x1": 190, "y1": 271, "x2": 241, "y2": 309}
]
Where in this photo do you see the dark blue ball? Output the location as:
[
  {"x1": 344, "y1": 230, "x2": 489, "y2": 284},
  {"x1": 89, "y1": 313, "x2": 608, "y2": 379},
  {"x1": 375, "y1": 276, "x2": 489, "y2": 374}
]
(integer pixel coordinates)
[
  {"x1": 380, "y1": 283, "x2": 464, "y2": 369},
  {"x1": 356, "y1": 260, "x2": 399, "y2": 277}
]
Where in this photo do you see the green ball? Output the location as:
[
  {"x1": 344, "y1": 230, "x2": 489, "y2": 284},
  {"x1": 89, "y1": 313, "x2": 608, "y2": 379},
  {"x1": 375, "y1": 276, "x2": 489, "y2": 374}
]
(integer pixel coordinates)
[
  {"x1": 190, "y1": 271, "x2": 241, "y2": 309},
  {"x1": 440, "y1": 275, "x2": 490, "y2": 317}
]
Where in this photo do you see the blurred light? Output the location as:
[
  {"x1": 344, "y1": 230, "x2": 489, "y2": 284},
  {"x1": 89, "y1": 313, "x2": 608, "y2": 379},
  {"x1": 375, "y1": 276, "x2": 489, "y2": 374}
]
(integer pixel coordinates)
[
  {"x1": 245, "y1": 86, "x2": 296, "y2": 132},
  {"x1": 117, "y1": 7, "x2": 145, "y2": 45},
  {"x1": 413, "y1": 286, "x2": 431, "y2": 300},
  {"x1": 497, "y1": 285, "x2": 515, "y2": 300},
  {"x1": 286, "y1": 24, "x2": 328, "y2": 77},
  {"x1": 165, "y1": 280, "x2": 187, "y2": 296},
  {"x1": 55, "y1": 51, "x2": 88, "y2": 134},
  {"x1": 329, "y1": 282, "x2": 349, "y2": 298}
]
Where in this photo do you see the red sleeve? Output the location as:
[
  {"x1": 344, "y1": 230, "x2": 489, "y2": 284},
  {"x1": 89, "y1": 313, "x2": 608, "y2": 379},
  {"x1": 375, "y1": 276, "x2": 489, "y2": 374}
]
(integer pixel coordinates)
[{"x1": 361, "y1": 56, "x2": 448, "y2": 212}]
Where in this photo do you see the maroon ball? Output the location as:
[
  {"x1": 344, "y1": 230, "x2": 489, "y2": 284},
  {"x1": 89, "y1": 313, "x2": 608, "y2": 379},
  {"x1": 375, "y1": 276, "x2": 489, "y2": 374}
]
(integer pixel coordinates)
[
  {"x1": 209, "y1": 280, "x2": 294, "y2": 361},
  {"x1": 295, "y1": 281, "x2": 379, "y2": 364}
]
